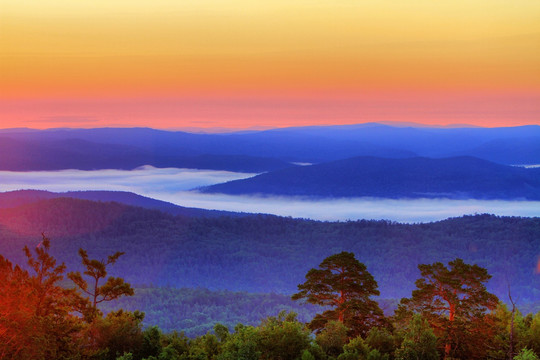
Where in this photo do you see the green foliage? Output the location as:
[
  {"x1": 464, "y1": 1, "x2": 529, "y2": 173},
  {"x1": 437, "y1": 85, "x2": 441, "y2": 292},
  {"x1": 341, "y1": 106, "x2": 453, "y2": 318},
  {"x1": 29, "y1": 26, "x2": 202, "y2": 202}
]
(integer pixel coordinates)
[
  {"x1": 525, "y1": 313, "x2": 540, "y2": 353},
  {"x1": 488, "y1": 303, "x2": 536, "y2": 360},
  {"x1": 141, "y1": 326, "x2": 163, "y2": 360},
  {"x1": 293, "y1": 252, "x2": 385, "y2": 337},
  {"x1": 305, "y1": 343, "x2": 327, "y2": 360},
  {"x1": 315, "y1": 321, "x2": 349, "y2": 358},
  {"x1": 85, "y1": 309, "x2": 145, "y2": 360},
  {"x1": 365, "y1": 327, "x2": 396, "y2": 357},
  {"x1": 101, "y1": 287, "x2": 319, "y2": 337},
  {"x1": 2, "y1": 229, "x2": 540, "y2": 360},
  {"x1": 161, "y1": 331, "x2": 190, "y2": 358},
  {"x1": 189, "y1": 333, "x2": 221, "y2": 360},
  {"x1": 397, "y1": 258, "x2": 498, "y2": 359},
  {"x1": 258, "y1": 310, "x2": 312, "y2": 360},
  {"x1": 394, "y1": 314, "x2": 438, "y2": 360},
  {"x1": 514, "y1": 348, "x2": 540, "y2": 360},
  {"x1": 214, "y1": 323, "x2": 230, "y2": 343},
  {"x1": 337, "y1": 336, "x2": 370, "y2": 360},
  {"x1": 488, "y1": 303, "x2": 513, "y2": 360},
  {"x1": 117, "y1": 353, "x2": 134, "y2": 360},
  {"x1": 217, "y1": 324, "x2": 261, "y2": 360},
  {"x1": 301, "y1": 349, "x2": 316, "y2": 360},
  {"x1": 157, "y1": 344, "x2": 181, "y2": 360},
  {"x1": 367, "y1": 349, "x2": 389, "y2": 360}
]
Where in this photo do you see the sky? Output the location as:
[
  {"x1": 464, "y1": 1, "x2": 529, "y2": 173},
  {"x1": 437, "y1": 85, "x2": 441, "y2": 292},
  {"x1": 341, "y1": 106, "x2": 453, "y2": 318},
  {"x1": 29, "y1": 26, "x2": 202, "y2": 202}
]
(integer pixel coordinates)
[{"x1": 1, "y1": 0, "x2": 540, "y2": 129}]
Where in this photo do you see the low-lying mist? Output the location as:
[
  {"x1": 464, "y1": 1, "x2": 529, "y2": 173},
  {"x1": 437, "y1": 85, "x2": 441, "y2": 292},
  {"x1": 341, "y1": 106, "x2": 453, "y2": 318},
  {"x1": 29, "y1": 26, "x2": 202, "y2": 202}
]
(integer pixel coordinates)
[
  {"x1": 0, "y1": 166, "x2": 255, "y2": 193},
  {"x1": 154, "y1": 192, "x2": 540, "y2": 223},
  {"x1": 1, "y1": 167, "x2": 539, "y2": 222}
]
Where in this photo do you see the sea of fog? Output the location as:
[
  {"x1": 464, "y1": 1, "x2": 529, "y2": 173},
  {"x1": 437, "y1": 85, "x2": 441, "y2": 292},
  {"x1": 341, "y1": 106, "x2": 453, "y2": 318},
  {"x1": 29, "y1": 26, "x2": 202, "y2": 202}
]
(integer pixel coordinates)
[{"x1": 1, "y1": 167, "x2": 539, "y2": 223}]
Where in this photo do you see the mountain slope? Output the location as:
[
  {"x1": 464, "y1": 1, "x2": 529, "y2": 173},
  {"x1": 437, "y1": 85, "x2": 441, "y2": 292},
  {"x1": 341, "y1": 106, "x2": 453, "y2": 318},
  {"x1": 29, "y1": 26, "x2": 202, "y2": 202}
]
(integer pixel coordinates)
[
  {"x1": 0, "y1": 190, "x2": 242, "y2": 217},
  {"x1": 202, "y1": 156, "x2": 540, "y2": 199},
  {"x1": 454, "y1": 137, "x2": 540, "y2": 165},
  {"x1": 0, "y1": 198, "x2": 538, "y2": 303},
  {"x1": 2, "y1": 124, "x2": 540, "y2": 167},
  {"x1": 0, "y1": 136, "x2": 291, "y2": 172},
  {"x1": 0, "y1": 126, "x2": 418, "y2": 163},
  {"x1": 251, "y1": 124, "x2": 540, "y2": 162}
]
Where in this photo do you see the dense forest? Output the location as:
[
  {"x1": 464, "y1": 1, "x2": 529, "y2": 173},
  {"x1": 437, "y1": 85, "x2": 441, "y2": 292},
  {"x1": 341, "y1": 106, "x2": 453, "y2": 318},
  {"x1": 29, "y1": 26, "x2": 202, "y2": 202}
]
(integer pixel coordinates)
[
  {"x1": 0, "y1": 197, "x2": 538, "y2": 303},
  {"x1": 99, "y1": 286, "x2": 321, "y2": 337},
  {"x1": 1, "y1": 238, "x2": 539, "y2": 360},
  {"x1": 98, "y1": 287, "x2": 399, "y2": 337},
  {"x1": 1, "y1": 195, "x2": 539, "y2": 359},
  {"x1": 0, "y1": 190, "x2": 242, "y2": 218}
]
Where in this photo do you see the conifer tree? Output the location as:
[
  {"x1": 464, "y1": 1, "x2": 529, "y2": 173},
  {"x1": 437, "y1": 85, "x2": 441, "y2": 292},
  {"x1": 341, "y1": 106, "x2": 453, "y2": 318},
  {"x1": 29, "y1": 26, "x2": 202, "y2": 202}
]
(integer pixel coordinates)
[
  {"x1": 397, "y1": 258, "x2": 498, "y2": 359},
  {"x1": 292, "y1": 251, "x2": 385, "y2": 337},
  {"x1": 68, "y1": 248, "x2": 134, "y2": 320},
  {"x1": 0, "y1": 234, "x2": 85, "y2": 359}
]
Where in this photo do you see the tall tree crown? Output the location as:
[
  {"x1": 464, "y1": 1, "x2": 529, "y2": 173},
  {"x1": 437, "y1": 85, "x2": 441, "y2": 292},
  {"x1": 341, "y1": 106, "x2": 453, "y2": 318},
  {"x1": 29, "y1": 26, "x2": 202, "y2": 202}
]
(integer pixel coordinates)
[
  {"x1": 68, "y1": 248, "x2": 134, "y2": 320},
  {"x1": 293, "y1": 252, "x2": 379, "y2": 306},
  {"x1": 398, "y1": 258, "x2": 499, "y2": 359},
  {"x1": 292, "y1": 251, "x2": 384, "y2": 337}
]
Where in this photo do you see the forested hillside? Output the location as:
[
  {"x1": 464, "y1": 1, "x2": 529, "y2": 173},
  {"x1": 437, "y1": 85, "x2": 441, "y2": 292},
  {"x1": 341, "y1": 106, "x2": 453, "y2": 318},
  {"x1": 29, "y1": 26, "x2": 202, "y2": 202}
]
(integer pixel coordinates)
[
  {"x1": 0, "y1": 190, "x2": 243, "y2": 217},
  {"x1": 2, "y1": 236, "x2": 539, "y2": 360},
  {"x1": 97, "y1": 286, "x2": 400, "y2": 337},
  {"x1": 0, "y1": 197, "x2": 538, "y2": 303},
  {"x1": 202, "y1": 156, "x2": 540, "y2": 199},
  {"x1": 99, "y1": 287, "x2": 319, "y2": 336}
]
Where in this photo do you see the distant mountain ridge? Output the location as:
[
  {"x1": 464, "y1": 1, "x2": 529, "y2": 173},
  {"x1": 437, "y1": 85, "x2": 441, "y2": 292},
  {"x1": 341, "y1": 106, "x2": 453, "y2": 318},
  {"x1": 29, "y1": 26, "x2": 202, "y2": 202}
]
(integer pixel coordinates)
[
  {"x1": 1, "y1": 124, "x2": 539, "y2": 171},
  {"x1": 202, "y1": 156, "x2": 540, "y2": 200},
  {"x1": 0, "y1": 136, "x2": 291, "y2": 172}
]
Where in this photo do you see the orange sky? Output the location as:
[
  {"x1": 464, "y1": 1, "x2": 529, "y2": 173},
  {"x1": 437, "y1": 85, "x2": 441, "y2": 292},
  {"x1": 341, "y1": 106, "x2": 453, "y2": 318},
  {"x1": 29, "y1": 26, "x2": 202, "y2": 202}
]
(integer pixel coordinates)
[{"x1": 1, "y1": 0, "x2": 539, "y2": 129}]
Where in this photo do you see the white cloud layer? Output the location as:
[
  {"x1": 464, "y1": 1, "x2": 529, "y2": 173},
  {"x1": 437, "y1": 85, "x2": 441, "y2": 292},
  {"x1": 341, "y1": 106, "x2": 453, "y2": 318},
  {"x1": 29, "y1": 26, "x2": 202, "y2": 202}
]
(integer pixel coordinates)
[
  {"x1": 1, "y1": 168, "x2": 539, "y2": 223},
  {"x1": 0, "y1": 167, "x2": 255, "y2": 193},
  {"x1": 154, "y1": 192, "x2": 540, "y2": 223}
]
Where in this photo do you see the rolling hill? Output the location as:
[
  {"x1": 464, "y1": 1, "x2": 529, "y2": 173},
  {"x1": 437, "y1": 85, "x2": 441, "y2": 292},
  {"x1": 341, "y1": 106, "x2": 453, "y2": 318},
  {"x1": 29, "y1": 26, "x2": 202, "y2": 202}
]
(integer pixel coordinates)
[
  {"x1": 0, "y1": 190, "x2": 243, "y2": 217},
  {"x1": 0, "y1": 197, "x2": 538, "y2": 304},
  {"x1": 202, "y1": 156, "x2": 540, "y2": 199}
]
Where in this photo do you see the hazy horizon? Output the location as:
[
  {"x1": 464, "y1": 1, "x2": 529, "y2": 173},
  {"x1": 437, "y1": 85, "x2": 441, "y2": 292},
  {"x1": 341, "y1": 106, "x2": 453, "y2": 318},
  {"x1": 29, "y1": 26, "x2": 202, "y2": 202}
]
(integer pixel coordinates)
[{"x1": 0, "y1": 120, "x2": 527, "y2": 134}]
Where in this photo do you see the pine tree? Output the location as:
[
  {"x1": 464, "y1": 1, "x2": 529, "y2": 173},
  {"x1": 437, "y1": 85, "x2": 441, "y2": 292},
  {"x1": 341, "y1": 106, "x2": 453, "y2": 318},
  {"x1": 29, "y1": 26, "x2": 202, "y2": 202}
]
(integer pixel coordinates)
[
  {"x1": 292, "y1": 251, "x2": 385, "y2": 337},
  {"x1": 397, "y1": 258, "x2": 498, "y2": 359},
  {"x1": 0, "y1": 234, "x2": 86, "y2": 359},
  {"x1": 68, "y1": 248, "x2": 134, "y2": 320}
]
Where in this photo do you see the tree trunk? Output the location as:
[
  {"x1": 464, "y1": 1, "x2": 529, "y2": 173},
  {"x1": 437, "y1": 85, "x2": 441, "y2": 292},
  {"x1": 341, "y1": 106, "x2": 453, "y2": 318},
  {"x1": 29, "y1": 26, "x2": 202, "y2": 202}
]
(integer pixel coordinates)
[
  {"x1": 508, "y1": 287, "x2": 516, "y2": 360},
  {"x1": 445, "y1": 302, "x2": 456, "y2": 359},
  {"x1": 338, "y1": 290, "x2": 344, "y2": 322},
  {"x1": 93, "y1": 275, "x2": 99, "y2": 308}
]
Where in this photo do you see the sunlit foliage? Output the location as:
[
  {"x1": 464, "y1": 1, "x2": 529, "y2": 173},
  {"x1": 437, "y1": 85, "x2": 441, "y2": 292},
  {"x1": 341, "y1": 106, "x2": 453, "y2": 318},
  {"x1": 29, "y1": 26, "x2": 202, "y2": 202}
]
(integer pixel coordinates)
[
  {"x1": 292, "y1": 252, "x2": 386, "y2": 337},
  {"x1": 397, "y1": 258, "x2": 499, "y2": 359},
  {"x1": 0, "y1": 235, "x2": 134, "y2": 360},
  {"x1": 1, "y1": 240, "x2": 540, "y2": 359}
]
